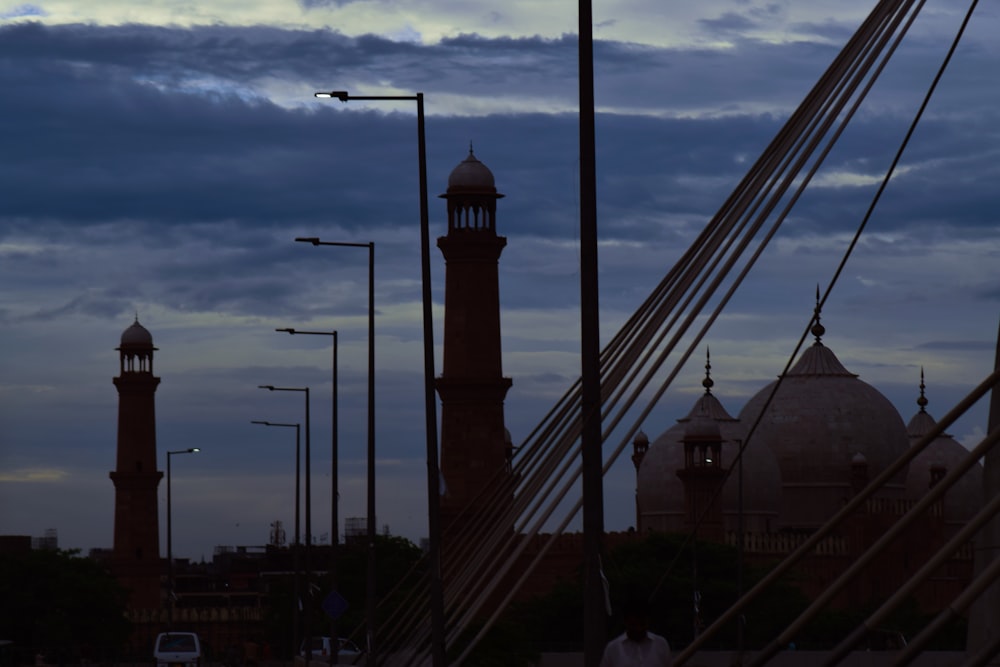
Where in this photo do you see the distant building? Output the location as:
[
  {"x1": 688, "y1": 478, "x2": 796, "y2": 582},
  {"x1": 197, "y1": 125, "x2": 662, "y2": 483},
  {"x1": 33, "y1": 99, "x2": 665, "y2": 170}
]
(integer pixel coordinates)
[
  {"x1": 0, "y1": 535, "x2": 32, "y2": 555},
  {"x1": 32, "y1": 528, "x2": 59, "y2": 551},
  {"x1": 0, "y1": 530, "x2": 60, "y2": 553}
]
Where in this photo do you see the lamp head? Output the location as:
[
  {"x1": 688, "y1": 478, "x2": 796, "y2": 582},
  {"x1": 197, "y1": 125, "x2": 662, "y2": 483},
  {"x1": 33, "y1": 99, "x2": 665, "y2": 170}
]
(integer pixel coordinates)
[
  {"x1": 251, "y1": 420, "x2": 270, "y2": 425},
  {"x1": 314, "y1": 91, "x2": 349, "y2": 101},
  {"x1": 276, "y1": 328, "x2": 296, "y2": 334},
  {"x1": 295, "y1": 237, "x2": 321, "y2": 246},
  {"x1": 258, "y1": 385, "x2": 275, "y2": 391},
  {"x1": 189, "y1": 448, "x2": 201, "y2": 453}
]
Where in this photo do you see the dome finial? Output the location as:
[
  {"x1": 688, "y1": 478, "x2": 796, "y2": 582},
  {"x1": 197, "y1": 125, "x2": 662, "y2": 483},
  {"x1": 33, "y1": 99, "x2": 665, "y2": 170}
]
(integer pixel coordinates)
[
  {"x1": 469, "y1": 141, "x2": 474, "y2": 156},
  {"x1": 811, "y1": 284, "x2": 826, "y2": 345},
  {"x1": 702, "y1": 346, "x2": 714, "y2": 394},
  {"x1": 917, "y1": 367, "x2": 928, "y2": 412}
]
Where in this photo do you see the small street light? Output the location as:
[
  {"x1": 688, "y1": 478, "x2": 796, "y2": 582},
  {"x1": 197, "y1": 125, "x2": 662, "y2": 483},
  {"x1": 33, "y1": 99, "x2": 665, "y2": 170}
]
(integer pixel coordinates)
[
  {"x1": 259, "y1": 384, "x2": 313, "y2": 661},
  {"x1": 166, "y1": 447, "x2": 200, "y2": 630},
  {"x1": 293, "y1": 236, "x2": 379, "y2": 662},
  {"x1": 275, "y1": 327, "x2": 340, "y2": 643}
]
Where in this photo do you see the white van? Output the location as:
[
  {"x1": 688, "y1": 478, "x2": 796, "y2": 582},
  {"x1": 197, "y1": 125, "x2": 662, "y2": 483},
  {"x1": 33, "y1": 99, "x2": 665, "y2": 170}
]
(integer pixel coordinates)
[
  {"x1": 300, "y1": 637, "x2": 364, "y2": 663},
  {"x1": 154, "y1": 632, "x2": 202, "y2": 667}
]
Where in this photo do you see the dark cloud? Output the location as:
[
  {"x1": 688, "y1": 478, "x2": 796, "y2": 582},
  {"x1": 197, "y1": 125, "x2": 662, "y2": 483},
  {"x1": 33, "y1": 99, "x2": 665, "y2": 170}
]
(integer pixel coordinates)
[
  {"x1": 698, "y1": 11, "x2": 760, "y2": 35},
  {"x1": 2, "y1": 17, "x2": 996, "y2": 328},
  {"x1": 2, "y1": 12, "x2": 998, "y2": 551}
]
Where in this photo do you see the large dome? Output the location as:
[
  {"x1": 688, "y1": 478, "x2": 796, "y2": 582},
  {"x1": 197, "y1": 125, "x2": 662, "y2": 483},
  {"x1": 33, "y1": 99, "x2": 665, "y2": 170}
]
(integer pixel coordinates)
[{"x1": 738, "y1": 339, "x2": 909, "y2": 529}]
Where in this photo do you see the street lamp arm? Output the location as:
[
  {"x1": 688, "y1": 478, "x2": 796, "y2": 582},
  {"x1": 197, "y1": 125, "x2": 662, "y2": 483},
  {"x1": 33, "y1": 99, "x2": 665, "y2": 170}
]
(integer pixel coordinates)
[
  {"x1": 314, "y1": 91, "x2": 420, "y2": 102},
  {"x1": 295, "y1": 237, "x2": 372, "y2": 250},
  {"x1": 258, "y1": 385, "x2": 308, "y2": 393},
  {"x1": 252, "y1": 420, "x2": 299, "y2": 428},
  {"x1": 275, "y1": 328, "x2": 337, "y2": 337}
]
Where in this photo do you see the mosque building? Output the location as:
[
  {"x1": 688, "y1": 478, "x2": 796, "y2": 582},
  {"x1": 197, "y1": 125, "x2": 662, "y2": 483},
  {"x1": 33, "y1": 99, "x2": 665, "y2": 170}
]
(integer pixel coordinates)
[
  {"x1": 430, "y1": 147, "x2": 985, "y2": 614},
  {"x1": 632, "y1": 312, "x2": 983, "y2": 610}
]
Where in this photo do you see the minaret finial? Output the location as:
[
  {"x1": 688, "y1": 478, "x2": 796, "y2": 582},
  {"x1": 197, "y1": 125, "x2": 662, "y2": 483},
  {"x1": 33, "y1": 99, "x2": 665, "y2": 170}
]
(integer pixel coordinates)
[
  {"x1": 811, "y1": 284, "x2": 826, "y2": 344},
  {"x1": 918, "y1": 367, "x2": 928, "y2": 412},
  {"x1": 702, "y1": 346, "x2": 714, "y2": 394}
]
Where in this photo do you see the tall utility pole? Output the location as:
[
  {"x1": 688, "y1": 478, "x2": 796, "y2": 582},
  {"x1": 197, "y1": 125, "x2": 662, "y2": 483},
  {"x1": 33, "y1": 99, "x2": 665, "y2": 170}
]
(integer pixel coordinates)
[{"x1": 578, "y1": 0, "x2": 607, "y2": 665}]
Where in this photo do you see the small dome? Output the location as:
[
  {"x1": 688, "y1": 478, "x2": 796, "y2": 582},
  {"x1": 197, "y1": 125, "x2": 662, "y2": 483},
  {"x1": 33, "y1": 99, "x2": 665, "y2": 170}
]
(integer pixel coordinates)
[
  {"x1": 446, "y1": 148, "x2": 497, "y2": 194},
  {"x1": 906, "y1": 410, "x2": 938, "y2": 440},
  {"x1": 905, "y1": 390, "x2": 983, "y2": 535},
  {"x1": 120, "y1": 319, "x2": 154, "y2": 347},
  {"x1": 683, "y1": 412, "x2": 721, "y2": 442}
]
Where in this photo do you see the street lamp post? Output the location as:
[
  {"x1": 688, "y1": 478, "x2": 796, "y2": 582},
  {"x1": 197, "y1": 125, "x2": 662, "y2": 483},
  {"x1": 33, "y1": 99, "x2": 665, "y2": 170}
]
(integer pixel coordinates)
[
  {"x1": 251, "y1": 420, "x2": 301, "y2": 657},
  {"x1": 166, "y1": 447, "x2": 200, "y2": 630},
  {"x1": 311, "y1": 88, "x2": 442, "y2": 667},
  {"x1": 259, "y1": 385, "x2": 312, "y2": 661},
  {"x1": 294, "y1": 236, "x2": 378, "y2": 664},
  {"x1": 249, "y1": 420, "x2": 302, "y2": 544},
  {"x1": 276, "y1": 328, "x2": 339, "y2": 644}
]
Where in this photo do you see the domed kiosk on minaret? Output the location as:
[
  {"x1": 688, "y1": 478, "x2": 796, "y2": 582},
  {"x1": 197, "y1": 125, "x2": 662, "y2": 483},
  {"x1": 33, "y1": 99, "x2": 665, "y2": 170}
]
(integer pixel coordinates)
[
  {"x1": 117, "y1": 317, "x2": 158, "y2": 373},
  {"x1": 440, "y1": 147, "x2": 505, "y2": 233}
]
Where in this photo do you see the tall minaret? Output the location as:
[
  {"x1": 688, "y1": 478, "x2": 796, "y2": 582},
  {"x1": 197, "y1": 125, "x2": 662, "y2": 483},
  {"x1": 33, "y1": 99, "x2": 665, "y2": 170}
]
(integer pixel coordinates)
[
  {"x1": 436, "y1": 148, "x2": 513, "y2": 541},
  {"x1": 109, "y1": 318, "x2": 163, "y2": 609}
]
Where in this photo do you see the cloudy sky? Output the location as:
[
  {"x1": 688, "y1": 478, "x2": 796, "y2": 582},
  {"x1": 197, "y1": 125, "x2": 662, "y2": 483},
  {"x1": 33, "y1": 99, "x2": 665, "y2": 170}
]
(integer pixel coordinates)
[{"x1": 1, "y1": 0, "x2": 998, "y2": 561}]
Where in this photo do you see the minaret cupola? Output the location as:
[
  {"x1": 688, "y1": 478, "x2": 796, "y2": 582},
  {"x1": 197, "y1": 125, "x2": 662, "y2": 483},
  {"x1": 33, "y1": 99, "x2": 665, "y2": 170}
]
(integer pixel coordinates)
[
  {"x1": 440, "y1": 146, "x2": 505, "y2": 233},
  {"x1": 117, "y1": 316, "x2": 158, "y2": 374}
]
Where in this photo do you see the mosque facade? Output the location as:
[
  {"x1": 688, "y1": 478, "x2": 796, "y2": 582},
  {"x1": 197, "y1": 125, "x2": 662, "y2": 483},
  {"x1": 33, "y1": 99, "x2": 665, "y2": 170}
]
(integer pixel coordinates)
[{"x1": 632, "y1": 314, "x2": 983, "y2": 610}]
